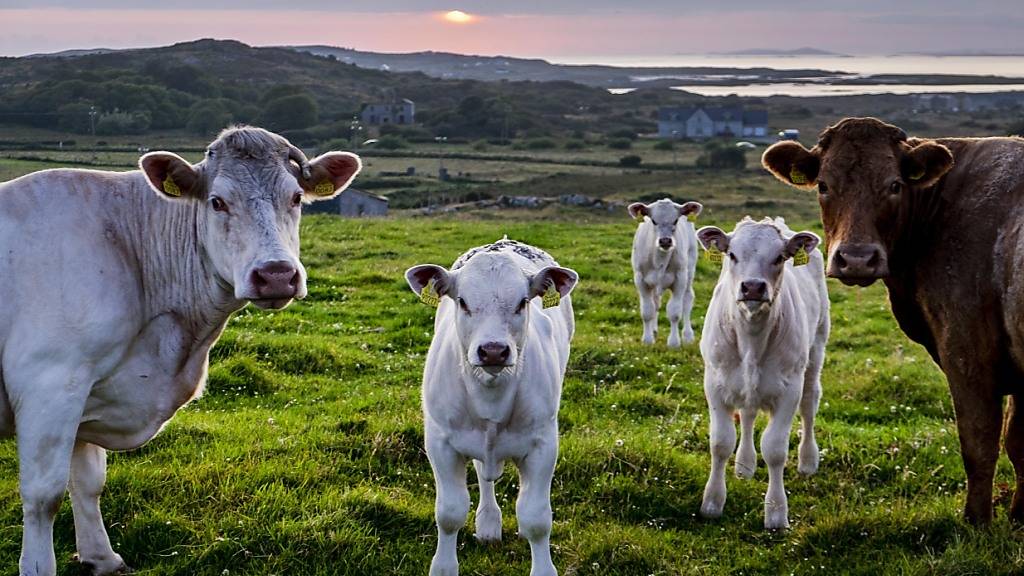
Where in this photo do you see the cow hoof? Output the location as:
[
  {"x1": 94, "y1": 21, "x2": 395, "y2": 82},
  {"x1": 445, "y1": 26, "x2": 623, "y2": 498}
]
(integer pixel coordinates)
[
  {"x1": 734, "y1": 460, "x2": 756, "y2": 480},
  {"x1": 764, "y1": 514, "x2": 790, "y2": 531},
  {"x1": 667, "y1": 338, "x2": 681, "y2": 349},
  {"x1": 73, "y1": 553, "x2": 132, "y2": 575},
  {"x1": 474, "y1": 506, "x2": 503, "y2": 544}
]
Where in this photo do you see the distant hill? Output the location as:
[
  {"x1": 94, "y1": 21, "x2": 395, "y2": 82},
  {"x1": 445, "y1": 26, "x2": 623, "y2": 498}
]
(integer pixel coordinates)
[
  {"x1": 0, "y1": 39, "x2": 700, "y2": 142},
  {"x1": 288, "y1": 45, "x2": 845, "y2": 87}
]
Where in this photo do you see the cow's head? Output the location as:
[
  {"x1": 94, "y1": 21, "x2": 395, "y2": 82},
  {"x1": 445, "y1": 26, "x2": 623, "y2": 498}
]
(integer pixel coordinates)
[
  {"x1": 761, "y1": 117, "x2": 953, "y2": 286},
  {"x1": 628, "y1": 198, "x2": 703, "y2": 251},
  {"x1": 405, "y1": 253, "x2": 578, "y2": 384},
  {"x1": 140, "y1": 126, "x2": 360, "y2": 309},
  {"x1": 697, "y1": 218, "x2": 819, "y2": 319}
]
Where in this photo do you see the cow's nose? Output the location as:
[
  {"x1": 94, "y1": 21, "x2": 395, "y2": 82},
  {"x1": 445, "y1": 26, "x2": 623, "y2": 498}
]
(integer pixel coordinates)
[
  {"x1": 829, "y1": 243, "x2": 889, "y2": 280},
  {"x1": 740, "y1": 280, "x2": 768, "y2": 301},
  {"x1": 250, "y1": 260, "x2": 300, "y2": 298},
  {"x1": 477, "y1": 342, "x2": 512, "y2": 366},
  {"x1": 658, "y1": 237, "x2": 674, "y2": 249}
]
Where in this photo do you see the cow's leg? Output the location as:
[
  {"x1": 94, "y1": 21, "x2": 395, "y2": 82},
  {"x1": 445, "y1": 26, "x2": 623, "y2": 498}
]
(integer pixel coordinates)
[
  {"x1": 701, "y1": 400, "x2": 736, "y2": 518},
  {"x1": 69, "y1": 441, "x2": 127, "y2": 575},
  {"x1": 666, "y1": 283, "x2": 694, "y2": 348},
  {"x1": 515, "y1": 439, "x2": 558, "y2": 576},
  {"x1": 735, "y1": 408, "x2": 757, "y2": 479},
  {"x1": 14, "y1": 368, "x2": 90, "y2": 576},
  {"x1": 948, "y1": 375, "x2": 1002, "y2": 526},
  {"x1": 762, "y1": 393, "x2": 799, "y2": 530},
  {"x1": 637, "y1": 282, "x2": 658, "y2": 345},
  {"x1": 798, "y1": 343, "x2": 824, "y2": 476},
  {"x1": 427, "y1": 436, "x2": 469, "y2": 576},
  {"x1": 472, "y1": 460, "x2": 502, "y2": 543},
  {"x1": 1005, "y1": 395, "x2": 1024, "y2": 522}
]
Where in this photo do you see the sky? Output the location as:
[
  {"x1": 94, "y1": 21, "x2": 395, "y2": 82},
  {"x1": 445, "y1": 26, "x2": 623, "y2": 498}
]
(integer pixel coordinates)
[{"x1": 1, "y1": 1, "x2": 1022, "y2": 58}]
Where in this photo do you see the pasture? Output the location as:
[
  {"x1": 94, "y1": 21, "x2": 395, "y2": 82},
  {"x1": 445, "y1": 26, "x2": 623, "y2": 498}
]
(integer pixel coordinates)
[{"x1": 0, "y1": 163, "x2": 1022, "y2": 575}]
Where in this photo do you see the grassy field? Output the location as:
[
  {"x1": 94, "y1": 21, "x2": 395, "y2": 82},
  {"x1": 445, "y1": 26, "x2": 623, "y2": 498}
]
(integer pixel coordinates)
[{"x1": 0, "y1": 160, "x2": 1023, "y2": 575}]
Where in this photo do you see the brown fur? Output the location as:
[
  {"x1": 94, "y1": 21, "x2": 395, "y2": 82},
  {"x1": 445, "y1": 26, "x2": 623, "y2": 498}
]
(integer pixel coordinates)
[{"x1": 763, "y1": 117, "x2": 1024, "y2": 525}]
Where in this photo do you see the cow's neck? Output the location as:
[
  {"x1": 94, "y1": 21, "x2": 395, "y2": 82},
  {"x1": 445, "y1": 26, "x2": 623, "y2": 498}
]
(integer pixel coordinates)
[{"x1": 123, "y1": 174, "x2": 245, "y2": 341}]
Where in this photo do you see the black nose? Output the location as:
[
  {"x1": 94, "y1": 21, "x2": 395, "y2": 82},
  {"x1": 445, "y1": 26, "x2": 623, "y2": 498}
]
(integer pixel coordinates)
[
  {"x1": 829, "y1": 243, "x2": 888, "y2": 279},
  {"x1": 251, "y1": 260, "x2": 300, "y2": 298},
  {"x1": 740, "y1": 280, "x2": 768, "y2": 301},
  {"x1": 477, "y1": 342, "x2": 511, "y2": 366},
  {"x1": 658, "y1": 237, "x2": 673, "y2": 249}
]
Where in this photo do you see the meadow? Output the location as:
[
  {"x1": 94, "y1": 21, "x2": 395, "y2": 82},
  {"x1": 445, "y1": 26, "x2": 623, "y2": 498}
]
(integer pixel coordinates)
[{"x1": 0, "y1": 160, "x2": 1023, "y2": 576}]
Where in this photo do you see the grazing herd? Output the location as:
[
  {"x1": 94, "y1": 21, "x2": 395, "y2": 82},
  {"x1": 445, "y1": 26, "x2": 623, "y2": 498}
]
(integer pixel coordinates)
[{"x1": 0, "y1": 117, "x2": 1022, "y2": 575}]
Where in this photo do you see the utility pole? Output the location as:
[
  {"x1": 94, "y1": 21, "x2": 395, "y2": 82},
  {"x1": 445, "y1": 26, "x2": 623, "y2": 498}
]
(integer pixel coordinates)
[
  {"x1": 671, "y1": 130, "x2": 679, "y2": 171},
  {"x1": 89, "y1": 106, "x2": 98, "y2": 136}
]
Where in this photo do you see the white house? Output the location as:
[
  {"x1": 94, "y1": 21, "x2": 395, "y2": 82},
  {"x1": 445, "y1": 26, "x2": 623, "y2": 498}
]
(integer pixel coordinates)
[
  {"x1": 360, "y1": 99, "x2": 415, "y2": 125},
  {"x1": 658, "y1": 106, "x2": 768, "y2": 140}
]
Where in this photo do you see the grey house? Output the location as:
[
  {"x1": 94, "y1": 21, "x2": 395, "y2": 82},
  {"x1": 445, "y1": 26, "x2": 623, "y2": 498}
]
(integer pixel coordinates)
[
  {"x1": 303, "y1": 188, "x2": 388, "y2": 217},
  {"x1": 658, "y1": 106, "x2": 768, "y2": 139},
  {"x1": 360, "y1": 99, "x2": 415, "y2": 125}
]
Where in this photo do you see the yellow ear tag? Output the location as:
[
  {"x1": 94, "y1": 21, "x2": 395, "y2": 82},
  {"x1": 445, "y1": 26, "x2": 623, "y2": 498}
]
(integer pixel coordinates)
[
  {"x1": 687, "y1": 212, "x2": 698, "y2": 223},
  {"x1": 542, "y1": 284, "x2": 561, "y2": 308},
  {"x1": 419, "y1": 278, "x2": 440, "y2": 308},
  {"x1": 793, "y1": 246, "x2": 810, "y2": 267},
  {"x1": 162, "y1": 176, "x2": 181, "y2": 197},
  {"x1": 705, "y1": 245, "x2": 724, "y2": 264},
  {"x1": 790, "y1": 166, "x2": 808, "y2": 185},
  {"x1": 908, "y1": 168, "x2": 925, "y2": 181},
  {"x1": 313, "y1": 180, "x2": 334, "y2": 196}
]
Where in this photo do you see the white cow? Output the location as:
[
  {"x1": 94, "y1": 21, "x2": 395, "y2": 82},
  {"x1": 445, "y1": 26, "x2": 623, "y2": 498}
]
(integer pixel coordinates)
[
  {"x1": 0, "y1": 126, "x2": 360, "y2": 575},
  {"x1": 405, "y1": 238, "x2": 578, "y2": 576},
  {"x1": 627, "y1": 199, "x2": 703, "y2": 347},
  {"x1": 695, "y1": 217, "x2": 829, "y2": 530}
]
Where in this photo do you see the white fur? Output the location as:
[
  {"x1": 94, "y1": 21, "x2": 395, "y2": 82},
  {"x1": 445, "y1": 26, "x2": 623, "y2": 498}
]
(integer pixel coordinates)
[
  {"x1": 406, "y1": 240, "x2": 577, "y2": 576},
  {"x1": 630, "y1": 199, "x2": 701, "y2": 347},
  {"x1": 0, "y1": 129, "x2": 358, "y2": 575},
  {"x1": 697, "y1": 217, "x2": 829, "y2": 530}
]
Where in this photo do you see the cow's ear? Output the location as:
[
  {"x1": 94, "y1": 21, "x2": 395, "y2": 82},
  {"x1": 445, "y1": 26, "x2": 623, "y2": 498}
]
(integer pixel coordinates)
[
  {"x1": 761, "y1": 141, "x2": 820, "y2": 189},
  {"x1": 627, "y1": 202, "x2": 649, "y2": 220},
  {"x1": 529, "y1": 266, "x2": 578, "y2": 300},
  {"x1": 140, "y1": 152, "x2": 203, "y2": 199},
  {"x1": 677, "y1": 201, "x2": 702, "y2": 219},
  {"x1": 901, "y1": 141, "x2": 953, "y2": 188},
  {"x1": 300, "y1": 152, "x2": 362, "y2": 200},
  {"x1": 405, "y1": 264, "x2": 453, "y2": 299},
  {"x1": 784, "y1": 231, "x2": 820, "y2": 260},
  {"x1": 696, "y1": 226, "x2": 730, "y2": 253}
]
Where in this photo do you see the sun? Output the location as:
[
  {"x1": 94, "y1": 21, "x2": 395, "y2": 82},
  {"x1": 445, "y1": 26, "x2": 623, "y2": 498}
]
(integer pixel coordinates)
[{"x1": 443, "y1": 10, "x2": 475, "y2": 24}]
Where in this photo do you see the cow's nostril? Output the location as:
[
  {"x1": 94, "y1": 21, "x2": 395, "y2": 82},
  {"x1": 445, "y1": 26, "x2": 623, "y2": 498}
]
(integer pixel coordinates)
[
  {"x1": 499, "y1": 345, "x2": 510, "y2": 362},
  {"x1": 867, "y1": 250, "x2": 879, "y2": 268},
  {"x1": 251, "y1": 269, "x2": 268, "y2": 288},
  {"x1": 833, "y1": 251, "x2": 847, "y2": 270},
  {"x1": 288, "y1": 270, "x2": 300, "y2": 288}
]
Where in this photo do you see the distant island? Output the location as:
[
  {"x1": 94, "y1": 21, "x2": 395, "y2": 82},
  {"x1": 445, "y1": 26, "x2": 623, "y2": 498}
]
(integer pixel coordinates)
[{"x1": 712, "y1": 47, "x2": 850, "y2": 57}]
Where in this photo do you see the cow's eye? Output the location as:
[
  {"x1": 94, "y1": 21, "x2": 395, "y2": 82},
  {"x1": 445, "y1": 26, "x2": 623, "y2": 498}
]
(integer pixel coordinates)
[
  {"x1": 292, "y1": 191, "x2": 304, "y2": 206},
  {"x1": 728, "y1": 252, "x2": 737, "y2": 263},
  {"x1": 210, "y1": 196, "x2": 228, "y2": 213},
  {"x1": 889, "y1": 181, "x2": 903, "y2": 195},
  {"x1": 457, "y1": 298, "x2": 471, "y2": 314},
  {"x1": 817, "y1": 181, "x2": 829, "y2": 194},
  {"x1": 774, "y1": 255, "x2": 785, "y2": 265},
  {"x1": 515, "y1": 298, "x2": 529, "y2": 314}
]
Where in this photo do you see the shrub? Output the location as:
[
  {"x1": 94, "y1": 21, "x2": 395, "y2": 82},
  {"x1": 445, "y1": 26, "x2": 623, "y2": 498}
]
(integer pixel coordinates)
[
  {"x1": 619, "y1": 155, "x2": 643, "y2": 167},
  {"x1": 653, "y1": 140, "x2": 675, "y2": 151},
  {"x1": 376, "y1": 136, "x2": 407, "y2": 150},
  {"x1": 607, "y1": 138, "x2": 632, "y2": 150},
  {"x1": 695, "y1": 141, "x2": 746, "y2": 170},
  {"x1": 564, "y1": 140, "x2": 586, "y2": 150},
  {"x1": 608, "y1": 128, "x2": 638, "y2": 140},
  {"x1": 526, "y1": 138, "x2": 557, "y2": 150}
]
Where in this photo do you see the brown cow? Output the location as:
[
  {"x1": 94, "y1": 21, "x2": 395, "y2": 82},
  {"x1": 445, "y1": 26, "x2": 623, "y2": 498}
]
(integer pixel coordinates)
[{"x1": 762, "y1": 117, "x2": 1024, "y2": 525}]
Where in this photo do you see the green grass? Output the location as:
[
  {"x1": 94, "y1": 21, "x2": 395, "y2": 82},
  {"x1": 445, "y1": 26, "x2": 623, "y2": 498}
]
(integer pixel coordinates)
[{"x1": 0, "y1": 165, "x2": 1023, "y2": 574}]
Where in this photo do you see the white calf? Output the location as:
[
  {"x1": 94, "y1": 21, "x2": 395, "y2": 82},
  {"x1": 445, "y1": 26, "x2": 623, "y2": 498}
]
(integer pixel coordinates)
[
  {"x1": 696, "y1": 217, "x2": 829, "y2": 530},
  {"x1": 628, "y1": 199, "x2": 703, "y2": 347},
  {"x1": 406, "y1": 238, "x2": 578, "y2": 576}
]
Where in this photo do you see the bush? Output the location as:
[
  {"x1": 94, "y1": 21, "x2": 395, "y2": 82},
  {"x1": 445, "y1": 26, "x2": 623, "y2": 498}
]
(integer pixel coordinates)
[
  {"x1": 695, "y1": 141, "x2": 746, "y2": 170},
  {"x1": 608, "y1": 128, "x2": 638, "y2": 140},
  {"x1": 186, "y1": 100, "x2": 233, "y2": 136},
  {"x1": 564, "y1": 140, "x2": 586, "y2": 150},
  {"x1": 607, "y1": 138, "x2": 632, "y2": 150},
  {"x1": 95, "y1": 111, "x2": 151, "y2": 135},
  {"x1": 260, "y1": 94, "x2": 319, "y2": 131},
  {"x1": 376, "y1": 136, "x2": 407, "y2": 150},
  {"x1": 653, "y1": 140, "x2": 675, "y2": 151},
  {"x1": 619, "y1": 155, "x2": 643, "y2": 167},
  {"x1": 526, "y1": 138, "x2": 557, "y2": 150}
]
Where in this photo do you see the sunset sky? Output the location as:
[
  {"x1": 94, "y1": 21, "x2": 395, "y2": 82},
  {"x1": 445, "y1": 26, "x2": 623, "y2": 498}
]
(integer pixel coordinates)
[{"x1": 1, "y1": 1, "x2": 1021, "y2": 58}]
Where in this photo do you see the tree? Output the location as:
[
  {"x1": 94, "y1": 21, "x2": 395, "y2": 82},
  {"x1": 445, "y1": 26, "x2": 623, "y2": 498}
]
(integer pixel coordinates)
[
  {"x1": 696, "y1": 141, "x2": 747, "y2": 170},
  {"x1": 187, "y1": 100, "x2": 233, "y2": 136},
  {"x1": 260, "y1": 94, "x2": 319, "y2": 131}
]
